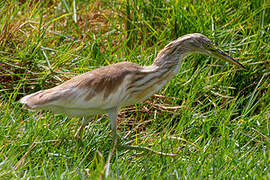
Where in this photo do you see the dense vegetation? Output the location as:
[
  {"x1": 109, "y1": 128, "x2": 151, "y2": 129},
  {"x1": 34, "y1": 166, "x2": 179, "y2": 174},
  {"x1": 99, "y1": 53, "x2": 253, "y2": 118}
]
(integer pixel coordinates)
[{"x1": 0, "y1": 0, "x2": 269, "y2": 179}]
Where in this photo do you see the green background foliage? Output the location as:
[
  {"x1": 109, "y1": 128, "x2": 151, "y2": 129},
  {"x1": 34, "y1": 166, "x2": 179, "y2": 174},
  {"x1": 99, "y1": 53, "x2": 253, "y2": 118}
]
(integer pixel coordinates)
[{"x1": 0, "y1": 0, "x2": 269, "y2": 179}]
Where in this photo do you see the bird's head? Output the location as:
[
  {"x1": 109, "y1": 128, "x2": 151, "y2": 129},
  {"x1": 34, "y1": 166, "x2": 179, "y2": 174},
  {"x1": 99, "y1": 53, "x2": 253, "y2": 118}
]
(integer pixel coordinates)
[{"x1": 176, "y1": 33, "x2": 248, "y2": 71}]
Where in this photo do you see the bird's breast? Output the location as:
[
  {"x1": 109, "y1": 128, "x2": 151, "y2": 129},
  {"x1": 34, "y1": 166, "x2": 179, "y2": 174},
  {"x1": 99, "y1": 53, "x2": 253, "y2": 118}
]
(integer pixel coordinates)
[{"x1": 122, "y1": 71, "x2": 175, "y2": 106}]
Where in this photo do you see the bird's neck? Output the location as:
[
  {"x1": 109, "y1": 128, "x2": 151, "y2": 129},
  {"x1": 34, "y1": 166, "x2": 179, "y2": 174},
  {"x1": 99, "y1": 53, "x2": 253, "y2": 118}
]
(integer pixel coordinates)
[
  {"x1": 151, "y1": 50, "x2": 188, "y2": 76},
  {"x1": 139, "y1": 52, "x2": 185, "y2": 88},
  {"x1": 134, "y1": 43, "x2": 191, "y2": 97},
  {"x1": 152, "y1": 56, "x2": 181, "y2": 75},
  {"x1": 151, "y1": 40, "x2": 193, "y2": 74}
]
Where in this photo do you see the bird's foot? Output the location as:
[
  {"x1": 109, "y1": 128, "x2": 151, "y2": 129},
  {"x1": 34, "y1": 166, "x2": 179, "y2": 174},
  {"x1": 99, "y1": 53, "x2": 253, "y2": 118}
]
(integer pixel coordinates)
[{"x1": 118, "y1": 143, "x2": 178, "y2": 157}]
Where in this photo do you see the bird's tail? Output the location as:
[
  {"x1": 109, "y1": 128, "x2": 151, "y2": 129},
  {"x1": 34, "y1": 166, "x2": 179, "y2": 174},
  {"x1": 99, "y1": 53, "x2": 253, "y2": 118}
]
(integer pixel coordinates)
[
  {"x1": 20, "y1": 91, "x2": 45, "y2": 110},
  {"x1": 20, "y1": 89, "x2": 61, "y2": 110}
]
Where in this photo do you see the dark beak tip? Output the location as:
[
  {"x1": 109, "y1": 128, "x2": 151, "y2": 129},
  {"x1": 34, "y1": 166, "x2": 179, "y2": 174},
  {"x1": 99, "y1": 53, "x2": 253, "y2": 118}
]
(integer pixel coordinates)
[
  {"x1": 239, "y1": 64, "x2": 248, "y2": 72},
  {"x1": 243, "y1": 67, "x2": 249, "y2": 72}
]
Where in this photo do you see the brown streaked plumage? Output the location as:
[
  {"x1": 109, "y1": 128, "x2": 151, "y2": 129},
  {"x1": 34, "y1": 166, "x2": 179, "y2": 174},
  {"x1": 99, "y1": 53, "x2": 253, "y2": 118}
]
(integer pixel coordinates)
[{"x1": 20, "y1": 33, "x2": 247, "y2": 155}]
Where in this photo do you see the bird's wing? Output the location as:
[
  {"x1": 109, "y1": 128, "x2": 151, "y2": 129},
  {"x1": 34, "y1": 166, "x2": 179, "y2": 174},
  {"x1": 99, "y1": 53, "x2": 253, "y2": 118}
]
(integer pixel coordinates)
[{"x1": 20, "y1": 62, "x2": 142, "y2": 110}]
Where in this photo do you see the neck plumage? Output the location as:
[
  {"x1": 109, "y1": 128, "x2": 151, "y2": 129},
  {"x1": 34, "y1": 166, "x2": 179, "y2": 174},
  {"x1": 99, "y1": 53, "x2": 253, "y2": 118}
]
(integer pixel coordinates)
[
  {"x1": 126, "y1": 41, "x2": 191, "y2": 104},
  {"x1": 151, "y1": 40, "x2": 190, "y2": 74}
]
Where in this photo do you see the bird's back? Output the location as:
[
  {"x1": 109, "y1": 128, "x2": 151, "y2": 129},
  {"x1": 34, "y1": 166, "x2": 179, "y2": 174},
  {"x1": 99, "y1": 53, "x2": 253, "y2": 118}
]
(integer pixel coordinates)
[{"x1": 20, "y1": 62, "x2": 144, "y2": 116}]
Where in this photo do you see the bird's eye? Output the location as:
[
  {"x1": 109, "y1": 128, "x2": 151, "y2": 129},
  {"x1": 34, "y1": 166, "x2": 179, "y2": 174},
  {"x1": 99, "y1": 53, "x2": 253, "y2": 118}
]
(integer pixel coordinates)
[
  {"x1": 207, "y1": 43, "x2": 216, "y2": 50},
  {"x1": 205, "y1": 43, "x2": 211, "y2": 48}
]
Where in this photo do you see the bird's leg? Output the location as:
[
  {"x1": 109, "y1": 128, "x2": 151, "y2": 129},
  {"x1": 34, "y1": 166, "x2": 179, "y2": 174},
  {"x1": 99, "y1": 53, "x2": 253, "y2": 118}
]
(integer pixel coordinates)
[
  {"x1": 107, "y1": 108, "x2": 177, "y2": 156},
  {"x1": 74, "y1": 116, "x2": 91, "y2": 139},
  {"x1": 107, "y1": 107, "x2": 119, "y2": 143},
  {"x1": 106, "y1": 107, "x2": 120, "y2": 177}
]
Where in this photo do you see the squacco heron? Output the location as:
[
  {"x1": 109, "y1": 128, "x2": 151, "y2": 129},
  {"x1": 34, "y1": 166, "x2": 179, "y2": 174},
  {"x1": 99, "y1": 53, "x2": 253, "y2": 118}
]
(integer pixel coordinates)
[{"x1": 20, "y1": 33, "x2": 247, "y2": 154}]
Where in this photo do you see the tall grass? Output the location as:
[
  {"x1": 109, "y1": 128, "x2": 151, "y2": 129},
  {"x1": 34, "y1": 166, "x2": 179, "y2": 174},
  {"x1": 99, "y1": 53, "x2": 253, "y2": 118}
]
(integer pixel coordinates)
[{"x1": 0, "y1": 0, "x2": 269, "y2": 179}]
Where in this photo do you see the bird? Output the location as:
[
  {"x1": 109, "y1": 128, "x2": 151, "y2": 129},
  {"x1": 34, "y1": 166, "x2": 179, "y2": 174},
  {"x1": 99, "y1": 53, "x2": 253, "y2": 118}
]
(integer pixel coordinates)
[{"x1": 20, "y1": 33, "x2": 247, "y2": 154}]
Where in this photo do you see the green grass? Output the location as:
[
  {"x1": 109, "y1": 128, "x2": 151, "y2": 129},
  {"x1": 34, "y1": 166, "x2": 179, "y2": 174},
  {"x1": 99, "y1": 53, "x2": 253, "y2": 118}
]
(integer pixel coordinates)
[{"x1": 0, "y1": 0, "x2": 269, "y2": 179}]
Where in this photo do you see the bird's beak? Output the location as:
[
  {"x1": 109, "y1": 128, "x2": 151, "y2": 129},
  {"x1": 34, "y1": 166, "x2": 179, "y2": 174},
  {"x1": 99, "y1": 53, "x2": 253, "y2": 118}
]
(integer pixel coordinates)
[{"x1": 211, "y1": 49, "x2": 248, "y2": 71}]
